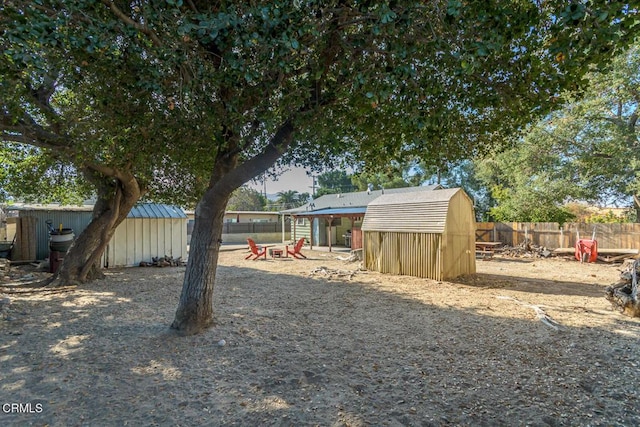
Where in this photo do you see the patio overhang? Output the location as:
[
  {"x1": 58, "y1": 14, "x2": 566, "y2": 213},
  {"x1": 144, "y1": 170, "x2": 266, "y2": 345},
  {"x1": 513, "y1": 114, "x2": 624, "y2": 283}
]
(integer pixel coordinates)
[{"x1": 286, "y1": 207, "x2": 366, "y2": 252}]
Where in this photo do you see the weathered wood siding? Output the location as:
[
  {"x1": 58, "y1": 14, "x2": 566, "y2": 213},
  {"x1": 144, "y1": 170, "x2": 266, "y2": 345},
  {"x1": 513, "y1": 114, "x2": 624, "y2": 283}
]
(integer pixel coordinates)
[
  {"x1": 476, "y1": 222, "x2": 640, "y2": 249},
  {"x1": 364, "y1": 232, "x2": 443, "y2": 279}
]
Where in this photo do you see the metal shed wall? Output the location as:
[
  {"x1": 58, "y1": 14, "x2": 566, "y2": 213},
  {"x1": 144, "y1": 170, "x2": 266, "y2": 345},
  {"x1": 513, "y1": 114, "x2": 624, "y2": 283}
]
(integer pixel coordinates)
[
  {"x1": 362, "y1": 188, "x2": 475, "y2": 280},
  {"x1": 11, "y1": 208, "x2": 93, "y2": 260},
  {"x1": 104, "y1": 216, "x2": 187, "y2": 267}
]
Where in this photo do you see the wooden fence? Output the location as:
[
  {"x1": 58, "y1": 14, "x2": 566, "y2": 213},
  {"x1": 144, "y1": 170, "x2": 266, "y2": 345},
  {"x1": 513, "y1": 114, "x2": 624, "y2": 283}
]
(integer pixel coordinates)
[{"x1": 476, "y1": 222, "x2": 640, "y2": 250}]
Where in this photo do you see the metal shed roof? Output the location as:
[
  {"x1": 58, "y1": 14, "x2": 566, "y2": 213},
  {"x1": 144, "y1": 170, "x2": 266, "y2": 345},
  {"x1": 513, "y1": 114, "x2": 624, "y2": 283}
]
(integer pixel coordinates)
[
  {"x1": 5, "y1": 203, "x2": 94, "y2": 212},
  {"x1": 128, "y1": 204, "x2": 187, "y2": 219},
  {"x1": 6, "y1": 202, "x2": 187, "y2": 219},
  {"x1": 361, "y1": 188, "x2": 465, "y2": 234}
]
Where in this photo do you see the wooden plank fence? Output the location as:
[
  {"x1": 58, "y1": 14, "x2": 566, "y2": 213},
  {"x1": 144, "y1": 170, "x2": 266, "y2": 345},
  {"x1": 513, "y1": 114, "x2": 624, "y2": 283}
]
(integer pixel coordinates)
[{"x1": 476, "y1": 222, "x2": 640, "y2": 250}]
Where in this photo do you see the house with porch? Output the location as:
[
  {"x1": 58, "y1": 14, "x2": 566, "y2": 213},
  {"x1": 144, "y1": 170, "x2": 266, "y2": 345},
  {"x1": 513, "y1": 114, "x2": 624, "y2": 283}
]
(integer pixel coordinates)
[{"x1": 281, "y1": 184, "x2": 442, "y2": 250}]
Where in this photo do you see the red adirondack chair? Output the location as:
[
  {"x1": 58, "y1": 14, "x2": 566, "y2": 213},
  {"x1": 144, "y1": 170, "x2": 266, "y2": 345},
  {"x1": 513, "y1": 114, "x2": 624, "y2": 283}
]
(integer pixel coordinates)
[
  {"x1": 286, "y1": 237, "x2": 307, "y2": 259},
  {"x1": 245, "y1": 238, "x2": 267, "y2": 260}
]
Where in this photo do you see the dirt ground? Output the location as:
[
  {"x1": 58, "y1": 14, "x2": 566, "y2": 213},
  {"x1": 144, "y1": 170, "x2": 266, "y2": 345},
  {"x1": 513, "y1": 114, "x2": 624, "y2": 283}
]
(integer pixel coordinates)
[{"x1": 1, "y1": 249, "x2": 639, "y2": 427}]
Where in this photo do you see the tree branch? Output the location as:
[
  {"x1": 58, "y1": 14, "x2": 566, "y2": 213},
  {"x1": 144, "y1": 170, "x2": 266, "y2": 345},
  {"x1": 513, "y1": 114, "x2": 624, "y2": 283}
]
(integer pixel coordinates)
[
  {"x1": 0, "y1": 112, "x2": 69, "y2": 152},
  {"x1": 213, "y1": 119, "x2": 295, "y2": 195},
  {"x1": 101, "y1": 0, "x2": 162, "y2": 47}
]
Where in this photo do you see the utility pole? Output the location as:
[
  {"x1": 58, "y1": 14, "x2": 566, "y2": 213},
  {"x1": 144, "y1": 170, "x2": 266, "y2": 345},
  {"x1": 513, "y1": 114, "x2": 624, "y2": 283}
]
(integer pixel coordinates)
[
  {"x1": 262, "y1": 174, "x2": 267, "y2": 198},
  {"x1": 309, "y1": 175, "x2": 317, "y2": 196}
]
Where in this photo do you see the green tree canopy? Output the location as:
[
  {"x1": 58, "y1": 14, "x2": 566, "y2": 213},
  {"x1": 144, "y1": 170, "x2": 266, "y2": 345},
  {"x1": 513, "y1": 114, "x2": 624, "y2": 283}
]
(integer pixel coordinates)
[
  {"x1": 477, "y1": 42, "x2": 640, "y2": 222},
  {"x1": 275, "y1": 190, "x2": 302, "y2": 210}
]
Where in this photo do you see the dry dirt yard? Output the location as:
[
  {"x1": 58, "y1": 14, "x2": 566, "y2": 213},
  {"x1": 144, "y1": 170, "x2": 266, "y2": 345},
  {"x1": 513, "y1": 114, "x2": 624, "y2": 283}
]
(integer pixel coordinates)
[{"x1": 1, "y1": 250, "x2": 639, "y2": 427}]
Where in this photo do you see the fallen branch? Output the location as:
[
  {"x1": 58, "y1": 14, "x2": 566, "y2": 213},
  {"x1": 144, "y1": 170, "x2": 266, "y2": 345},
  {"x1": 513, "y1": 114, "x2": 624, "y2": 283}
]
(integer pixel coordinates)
[{"x1": 497, "y1": 296, "x2": 562, "y2": 330}]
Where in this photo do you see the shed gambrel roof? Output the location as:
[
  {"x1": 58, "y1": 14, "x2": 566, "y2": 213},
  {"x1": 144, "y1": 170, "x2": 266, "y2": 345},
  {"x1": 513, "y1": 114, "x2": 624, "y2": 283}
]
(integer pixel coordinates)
[
  {"x1": 281, "y1": 184, "x2": 442, "y2": 215},
  {"x1": 361, "y1": 188, "x2": 468, "y2": 233}
]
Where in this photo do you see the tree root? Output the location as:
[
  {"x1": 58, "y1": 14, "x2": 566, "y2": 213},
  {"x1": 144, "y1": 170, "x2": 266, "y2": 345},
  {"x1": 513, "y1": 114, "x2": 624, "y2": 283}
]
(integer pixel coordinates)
[{"x1": 605, "y1": 282, "x2": 640, "y2": 317}]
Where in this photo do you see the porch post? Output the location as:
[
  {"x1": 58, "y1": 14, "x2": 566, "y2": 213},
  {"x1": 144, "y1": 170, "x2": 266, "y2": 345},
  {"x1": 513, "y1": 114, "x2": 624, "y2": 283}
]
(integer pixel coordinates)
[{"x1": 329, "y1": 216, "x2": 333, "y2": 252}]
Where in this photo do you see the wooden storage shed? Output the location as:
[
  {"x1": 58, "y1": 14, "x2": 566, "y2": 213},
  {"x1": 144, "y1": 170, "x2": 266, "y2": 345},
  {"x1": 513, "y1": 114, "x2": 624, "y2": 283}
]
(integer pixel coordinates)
[{"x1": 361, "y1": 188, "x2": 476, "y2": 280}]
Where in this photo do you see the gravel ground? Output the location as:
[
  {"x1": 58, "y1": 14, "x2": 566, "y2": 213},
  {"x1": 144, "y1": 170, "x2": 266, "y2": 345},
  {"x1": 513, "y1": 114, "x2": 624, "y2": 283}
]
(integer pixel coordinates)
[{"x1": 1, "y1": 251, "x2": 639, "y2": 426}]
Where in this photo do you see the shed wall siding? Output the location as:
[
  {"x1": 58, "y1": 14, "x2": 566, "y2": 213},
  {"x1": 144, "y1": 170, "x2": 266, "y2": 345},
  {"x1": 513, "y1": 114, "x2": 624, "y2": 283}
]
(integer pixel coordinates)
[
  {"x1": 441, "y1": 191, "x2": 476, "y2": 277},
  {"x1": 105, "y1": 218, "x2": 187, "y2": 267},
  {"x1": 17, "y1": 210, "x2": 93, "y2": 260},
  {"x1": 364, "y1": 231, "x2": 444, "y2": 280}
]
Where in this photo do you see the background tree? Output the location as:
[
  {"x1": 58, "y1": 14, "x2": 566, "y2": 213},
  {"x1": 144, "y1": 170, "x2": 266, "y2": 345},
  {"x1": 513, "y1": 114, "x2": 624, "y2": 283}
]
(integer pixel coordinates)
[
  {"x1": 0, "y1": 144, "x2": 92, "y2": 204},
  {"x1": 275, "y1": 190, "x2": 301, "y2": 210},
  {"x1": 2, "y1": 1, "x2": 636, "y2": 335},
  {"x1": 351, "y1": 160, "x2": 424, "y2": 191},
  {"x1": 476, "y1": 43, "x2": 640, "y2": 221},
  {"x1": 226, "y1": 187, "x2": 266, "y2": 211},
  {"x1": 315, "y1": 170, "x2": 356, "y2": 196}
]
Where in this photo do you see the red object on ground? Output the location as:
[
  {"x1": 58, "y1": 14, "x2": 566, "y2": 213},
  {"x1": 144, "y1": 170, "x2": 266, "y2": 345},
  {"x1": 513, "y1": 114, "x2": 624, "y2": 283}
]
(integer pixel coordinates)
[
  {"x1": 245, "y1": 238, "x2": 267, "y2": 260},
  {"x1": 575, "y1": 239, "x2": 598, "y2": 263},
  {"x1": 286, "y1": 238, "x2": 307, "y2": 259}
]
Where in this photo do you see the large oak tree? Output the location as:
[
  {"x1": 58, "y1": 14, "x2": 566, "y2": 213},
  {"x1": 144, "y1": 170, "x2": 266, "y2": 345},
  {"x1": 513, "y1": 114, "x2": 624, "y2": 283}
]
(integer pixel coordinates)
[{"x1": 1, "y1": 1, "x2": 637, "y2": 334}]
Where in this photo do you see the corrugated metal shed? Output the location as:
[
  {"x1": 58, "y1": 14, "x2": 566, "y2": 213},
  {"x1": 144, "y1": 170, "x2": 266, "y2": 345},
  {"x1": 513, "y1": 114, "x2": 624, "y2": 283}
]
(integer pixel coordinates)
[
  {"x1": 105, "y1": 206, "x2": 187, "y2": 267},
  {"x1": 128, "y1": 204, "x2": 187, "y2": 219},
  {"x1": 6, "y1": 203, "x2": 187, "y2": 265},
  {"x1": 362, "y1": 188, "x2": 476, "y2": 281},
  {"x1": 5, "y1": 204, "x2": 94, "y2": 260}
]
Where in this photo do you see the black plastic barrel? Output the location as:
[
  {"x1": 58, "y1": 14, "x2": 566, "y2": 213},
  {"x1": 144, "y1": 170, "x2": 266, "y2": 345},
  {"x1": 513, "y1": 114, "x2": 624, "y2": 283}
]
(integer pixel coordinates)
[{"x1": 49, "y1": 240, "x2": 73, "y2": 253}]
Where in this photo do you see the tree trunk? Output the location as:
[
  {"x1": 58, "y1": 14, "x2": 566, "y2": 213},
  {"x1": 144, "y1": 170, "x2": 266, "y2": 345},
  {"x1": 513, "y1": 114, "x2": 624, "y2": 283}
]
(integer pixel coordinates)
[
  {"x1": 605, "y1": 259, "x2": 640, "y2": 318},
  {"x1": 170, "y1": 189, "x2": 230, "y2": 335},
  {"x1": 51, "y1": 170, "x2": 142, "y2": 286},
  {"x1": 172, "y1": 121, "x2": 295, "y2": 335}
]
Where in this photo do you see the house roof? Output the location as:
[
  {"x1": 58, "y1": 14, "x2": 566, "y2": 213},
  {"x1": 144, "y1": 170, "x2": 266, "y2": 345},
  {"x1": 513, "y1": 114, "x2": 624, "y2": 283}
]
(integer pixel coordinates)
[
  {"x1": 362, "y1": 188, "x2": 470, "y2": 233},
  {"x1": 293, "y1": 207, "x2": 368, "y2": 217},
  {"x1": 281, "y1": 184, "x2": 442, "y2": 215}
]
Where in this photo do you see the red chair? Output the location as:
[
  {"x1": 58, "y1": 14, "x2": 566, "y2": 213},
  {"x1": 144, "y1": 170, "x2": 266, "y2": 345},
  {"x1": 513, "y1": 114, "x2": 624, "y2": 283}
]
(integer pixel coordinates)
[
  {"x1": 286, "y1": 238, "x2": 307, "y2": 259},
  {"x1": 575, "y1": 239, "x2": 598, "y2": 263},
  {"x1": 245, "y1": 238, "x2": 267, "y2": 260}
]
